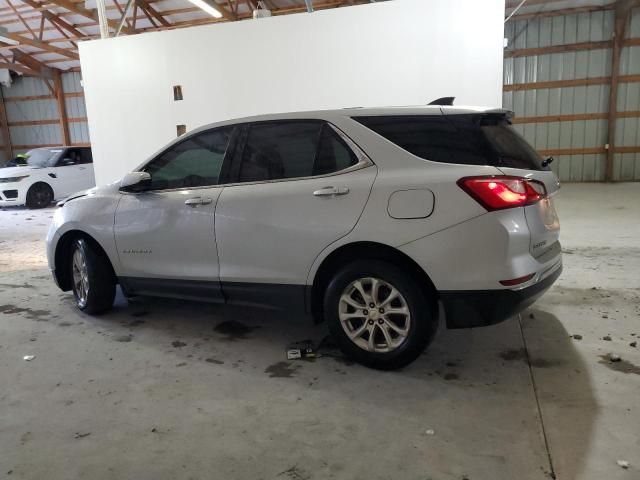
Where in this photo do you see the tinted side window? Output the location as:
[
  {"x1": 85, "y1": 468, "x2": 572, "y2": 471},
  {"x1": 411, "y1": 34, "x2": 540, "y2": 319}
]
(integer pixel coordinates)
[
  {"x1": 145, "y1": 127, "x2": 233, "y2": 190},
  {"x1": 354, "y1": 115, "x2": 546, "y2": 170},
  {"x1": 480, "y1": 118, "x2": 548, "y2": 170},
  {"x1": 238, "y1": 122, "x2": 322, "y2": 182},
  {"x1": 236, "y1": 122, "x2": 360, "y2": 182},
  {"x1": 314, "y1": 126, "x2": 358, "y2": 175},
  {"x1": 56, "y1": 148, "x2": 83, "y2": 166},
  {"x1": 79, "y1": 148, "x2": 93, "y2": 164},
  {"x1": 354, "y1": 116, "x2": 491, "y2": 166}
]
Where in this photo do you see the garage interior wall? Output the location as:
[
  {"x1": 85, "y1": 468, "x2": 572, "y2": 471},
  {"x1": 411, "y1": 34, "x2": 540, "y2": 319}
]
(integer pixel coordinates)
[
  {"x1": 504, "y1": 6, "x2": 640, "y2": 182},
  {"x1": 0, "y1": 71, "x2": 89, "y2": 164}
]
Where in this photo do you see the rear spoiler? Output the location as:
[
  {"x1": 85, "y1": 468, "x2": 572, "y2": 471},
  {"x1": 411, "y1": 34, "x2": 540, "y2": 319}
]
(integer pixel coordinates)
[
  {"x1": 485, "y1": 109, "x2": 515, "y2": 123},
  {"x1": 428, "y1": 97, "x2": 455, "y2": 106}
]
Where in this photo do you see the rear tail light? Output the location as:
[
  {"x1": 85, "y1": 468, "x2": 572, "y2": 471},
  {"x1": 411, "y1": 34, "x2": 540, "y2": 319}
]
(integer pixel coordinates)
[{"x1": 457, "y1": 176, "x2": 547, "y2": 211}]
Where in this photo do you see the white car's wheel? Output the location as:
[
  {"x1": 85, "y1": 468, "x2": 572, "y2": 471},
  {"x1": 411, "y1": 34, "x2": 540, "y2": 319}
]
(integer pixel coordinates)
[
  {"x1": 324, "y1": 259, "x2": 438, "y2": 370},
  {"x1": 25, "y1": 182, "x2": 53, "y2": 209}
]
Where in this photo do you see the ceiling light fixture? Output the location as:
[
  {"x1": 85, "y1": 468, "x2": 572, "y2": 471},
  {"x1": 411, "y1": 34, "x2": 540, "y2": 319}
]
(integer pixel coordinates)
[{"x1": 187, "y1": 0, "x2": 223, "y2": 18}]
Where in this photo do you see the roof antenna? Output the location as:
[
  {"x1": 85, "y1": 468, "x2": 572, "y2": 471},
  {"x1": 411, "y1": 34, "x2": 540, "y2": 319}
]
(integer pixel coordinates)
[{"x1": 428, "y1": 97, "x2": 455, "y2": 106}]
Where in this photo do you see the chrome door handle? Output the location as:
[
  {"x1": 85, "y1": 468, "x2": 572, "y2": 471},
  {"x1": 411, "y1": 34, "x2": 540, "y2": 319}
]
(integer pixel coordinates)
[
  {"x1": 313, "y1": 186, "x2": 350, "y2": 197},
  {"x1": 185, "y1": 197, "x2": 213, "y2": 207}
]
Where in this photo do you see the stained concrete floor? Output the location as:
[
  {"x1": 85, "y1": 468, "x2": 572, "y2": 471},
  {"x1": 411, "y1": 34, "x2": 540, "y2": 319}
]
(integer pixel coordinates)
[{"x1": 0, "y1": 183, "x2": 639, "y2": 480}]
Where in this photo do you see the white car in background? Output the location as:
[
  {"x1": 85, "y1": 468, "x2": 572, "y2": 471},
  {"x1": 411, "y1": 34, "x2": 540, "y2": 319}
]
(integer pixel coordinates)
[
  {"x1": 46, "y1": 106, "x2": 562, "y2": 369},
  {"x1": 0, "y1": 146, "x2": 95, "y2": 209}
]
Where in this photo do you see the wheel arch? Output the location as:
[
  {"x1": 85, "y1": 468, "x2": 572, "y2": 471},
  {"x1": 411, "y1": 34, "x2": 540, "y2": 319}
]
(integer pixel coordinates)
[
  {"x1": 28, "y1": 180, "x2": 53, "y2": 191},
  {"x1": 309, "y1": 241, "x2": 438, "y2": 323},
  {"x1": 54, "y1": 230, "x2": 116, "y2": 291}
]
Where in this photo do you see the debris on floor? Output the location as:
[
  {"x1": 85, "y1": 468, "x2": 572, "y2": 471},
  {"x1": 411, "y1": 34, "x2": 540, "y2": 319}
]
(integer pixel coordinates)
[
  {"x1": 74, "y1": 432, "x2": 91, "y2": 439},
  {"x1": 22, "y1": 355, "x2": 35, "y2": 361},
  {"x1": 602, "y1": 335, "x2": 612, "y2": 341},
  {"x1": 171, "y1": 340, "x2": 187, "y2": 348},
  {"x1": 609, "y1": 353, "x2": 621, "y2": 363},
  {"x1": 571, "y1": 334, "x2": 583, "y2": 340},
  {"x1": 630, "y1": 341, "x2": 637, "y2": 348},
  {"x1": 286, "y1": 340, "x2": 317, "y2": 360},
  {"x1": 424, "y1": 429, "x2": 435, "y2": 436},
  {"x1": 617, "y1": 460, "x2": 630, "y2": 469}
]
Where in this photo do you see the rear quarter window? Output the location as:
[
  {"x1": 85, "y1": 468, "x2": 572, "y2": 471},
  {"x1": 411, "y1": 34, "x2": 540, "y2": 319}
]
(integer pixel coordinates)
[{"x1": 354, "y1": 114, "x2": 548, "y2": 171}]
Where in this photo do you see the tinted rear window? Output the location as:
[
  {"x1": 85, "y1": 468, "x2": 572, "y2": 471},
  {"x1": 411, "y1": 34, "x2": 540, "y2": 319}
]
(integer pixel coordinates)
[
  {"x1": 236, "y1": 121, "x2": 359, "y2": 183},
  {"x1": 354, "y1": 114, "x2": 548, "y2": 171}
]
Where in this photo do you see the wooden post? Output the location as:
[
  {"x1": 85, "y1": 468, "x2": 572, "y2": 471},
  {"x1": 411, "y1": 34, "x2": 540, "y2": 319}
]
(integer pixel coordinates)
[
  {"x1": 53, "y1": 70, "x2": 70, "y2": 146},
  {"x1": 605, "y1": 0, "x2": 637, "y2": 182},
  {"x1": 0, "y1": 87, "x2": 13, "y2": 160}
]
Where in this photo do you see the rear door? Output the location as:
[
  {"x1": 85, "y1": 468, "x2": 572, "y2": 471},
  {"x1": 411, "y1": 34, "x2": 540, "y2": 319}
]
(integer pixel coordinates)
[{"x1": 215, "y1": 120, "x2": 376, "y2": 304}]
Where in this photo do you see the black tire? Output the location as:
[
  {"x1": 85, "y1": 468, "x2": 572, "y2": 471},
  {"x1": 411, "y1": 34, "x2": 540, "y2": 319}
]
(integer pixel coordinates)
[
  {"x1": 323, "y1": 259, "x2": 437, "y2": 370},
  {"x1": 70, "y1": 238, "x2": 116, "y2": 314},
  {"x1": 25, "y1": 182, "x2": 53, "y2": 209}
]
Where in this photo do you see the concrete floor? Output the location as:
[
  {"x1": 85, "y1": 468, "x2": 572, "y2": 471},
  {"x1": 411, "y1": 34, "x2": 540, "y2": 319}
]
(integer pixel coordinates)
[{"x1": 0, "y1": 183, "x2": 638, "y2": 480}]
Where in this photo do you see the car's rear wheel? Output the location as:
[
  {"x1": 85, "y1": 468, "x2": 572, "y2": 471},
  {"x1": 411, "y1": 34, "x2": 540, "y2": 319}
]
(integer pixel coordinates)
[
  {"x1": 25, "y1": 182, "x2": 53, "y2": 209},
  {"x1": 70, "y1": 238, "x2": 115, "y2": 314},
  {"x1": 324, "y1": 260, "x2": 437, "y2": 370}
]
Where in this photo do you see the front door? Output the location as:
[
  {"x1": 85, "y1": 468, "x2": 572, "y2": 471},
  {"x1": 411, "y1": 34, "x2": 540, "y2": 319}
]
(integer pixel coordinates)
[
  {"x1": 114, "y1": 126, "x2": 235, "y2": 301},
  {"x1": 215, "y1": 120, "x2": 377, "y2": 306}
]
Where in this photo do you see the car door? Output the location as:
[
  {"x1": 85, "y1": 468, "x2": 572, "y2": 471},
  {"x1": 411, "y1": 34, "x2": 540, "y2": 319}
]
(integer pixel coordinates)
[
  {"x1": 76, "y1": 147, "x2": 96, "y2": 190},
  {"x1": 113, "y1": 126, "x2": 236, "y2": 301},
  {"x1": 215, "y1": 120, "x2": 377, "y2": 307},
  {"x1": 51, "y1": 148, "x2": 93, "y2": 197}
]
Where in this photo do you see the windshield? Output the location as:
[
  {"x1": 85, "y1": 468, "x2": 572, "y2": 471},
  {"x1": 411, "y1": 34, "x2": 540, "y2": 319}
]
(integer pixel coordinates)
[{"x1": 23, "y1": 148, "x2": 63, "y2": 168}]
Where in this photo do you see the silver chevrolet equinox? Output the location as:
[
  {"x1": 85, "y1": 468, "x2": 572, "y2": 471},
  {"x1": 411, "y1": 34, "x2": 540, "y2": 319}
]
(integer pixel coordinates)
[{"x1": 47, "y1": 105, "x2": 562, "y2": 369}]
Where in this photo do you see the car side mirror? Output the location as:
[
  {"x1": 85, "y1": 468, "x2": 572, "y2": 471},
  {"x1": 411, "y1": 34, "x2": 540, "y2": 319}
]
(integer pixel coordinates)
[{"x1": 120, "y1": 171, "x2": 151, "y2": 193}]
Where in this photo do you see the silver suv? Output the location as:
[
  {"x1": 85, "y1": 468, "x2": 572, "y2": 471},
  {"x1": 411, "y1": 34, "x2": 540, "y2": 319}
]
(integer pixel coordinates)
[{"x1": 47, "y1": 106, "x2": 562, "y2": 369}]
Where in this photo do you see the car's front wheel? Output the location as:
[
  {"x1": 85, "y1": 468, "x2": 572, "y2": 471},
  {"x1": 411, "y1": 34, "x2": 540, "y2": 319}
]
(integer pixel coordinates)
[
  {"x1": 324, "y1": 260, "x2": 438, "y2": 370},
  {"x1": 70, "y1": 238, "x2": 116, "y2": 314},
  {"x1": 25, "y1": 182, "x2": 53, "y2": 209}
]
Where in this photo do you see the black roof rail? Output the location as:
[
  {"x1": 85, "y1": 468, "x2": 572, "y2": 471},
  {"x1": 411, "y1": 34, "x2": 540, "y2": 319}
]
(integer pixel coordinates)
[{"x1": 428, "y1": 97, "x2": 455, "y2": 106}]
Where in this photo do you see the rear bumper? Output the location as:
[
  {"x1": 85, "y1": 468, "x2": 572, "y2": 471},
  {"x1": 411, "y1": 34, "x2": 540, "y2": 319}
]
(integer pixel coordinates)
[{"x1": 440, "y1": 262, "x2": 562, "y2": 329}]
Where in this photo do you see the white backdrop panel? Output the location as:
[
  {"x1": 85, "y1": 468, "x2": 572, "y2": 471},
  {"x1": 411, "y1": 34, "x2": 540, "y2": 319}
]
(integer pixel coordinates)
[{"x1": 79, "y1": 0, "x2": 505, "y2": 184}]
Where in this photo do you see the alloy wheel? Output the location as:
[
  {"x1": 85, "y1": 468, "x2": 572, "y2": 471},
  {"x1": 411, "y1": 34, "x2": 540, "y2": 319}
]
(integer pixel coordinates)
[
  {"x1": 72, "y1": 248, "x2": 89, "y2": 308},
  {"x1": 338, "y1": 277, "x2": 411, "y2": 353}
]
